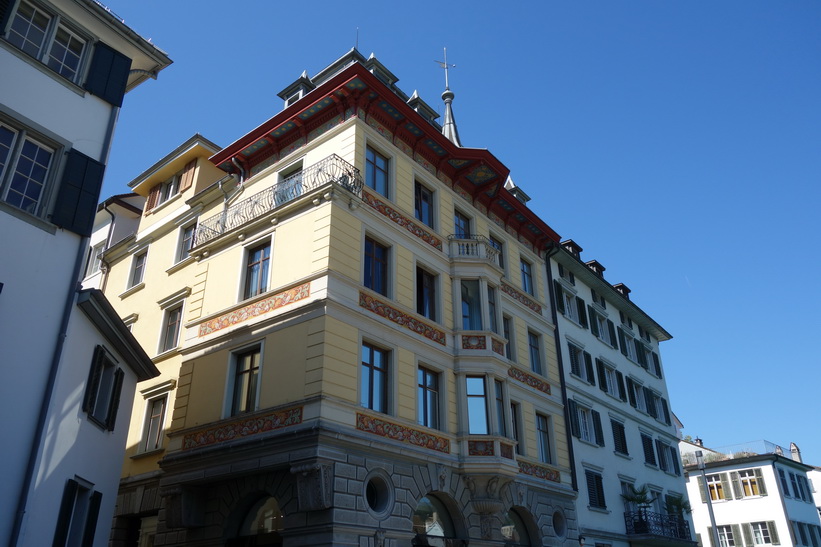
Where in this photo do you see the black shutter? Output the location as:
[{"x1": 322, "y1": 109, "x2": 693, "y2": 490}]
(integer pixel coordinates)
[
  {"x1": 0, "y1": 0, "x2": 12, "y2": 35},
  {"x1": 607, "y1": 320, "x2": 617, "y2": 348},
  {"x1": 636, "y1": 340, "x2": 647, "y2": 368},
  {"x1": 577, "y1": 297, "x2": 588, "y2": 328},
  {"x1": 567, "y1": 400, "x2": 580, "y2": 438},
  {"x1": 106, "y1": 368, "x2": 124, "y2": 430},
  {"x1": 644, "y1": 387, "x2": 656, "y2": 417},
  {"x1": 618, "y1": 328, "x2": 628, "y2": 356},
  {"x1": 583, "y1": 352, "x2": 595, "y2": 385},
  {"x1": 589, "y1": 307, "x2": 598, "y2": 336},
  {"x1": 619, "y1": 311, "x2": 625, "y2": 324},
  {"x1": 652, "y1": 352, "x2": 662, "y2": 377},
  {"x1": 53, "y1": 479, "x2": 79, "y2": 546},
  {"x1": 51, "y1": 150, "x2": 105, "y2": 236},
  {"x1": 592, "y1": 410, "x2": 604, "y2": 446},
  {"x1": 642, "y1": 434, "x2": 656, "y2": 465},
  {"x1": 656, "y1": 440, "x2": 667, "y2": 471},
  {"x1": 596, "y1": 359, "x2": 607, "y2": 392},
  {"x1": 568, "y1": 344, "x2": 580, "y2": 376},
  {"x1": 554, "y1": 281, "x2": 565, "y2": 314},
  {"x1": 661, "y1": 398, "x2": 671, "y2": 425},
  {"x1": 83, "y1": 346, "x2": 105, "y2": 414},
  {"x1": 616, "y1": 371, "x2": 627, "y2": 401},
  {"x1": 627, "y1": 379, "x2": 636, "y2": 407},
  {"x1": 670, "y1": 446, "x2": 680, "y2": 475},
  {"x1": 82, "y1": 491, "x2": 103, "y2": 546},
  {"x1": 84, "y1": 41, "x2": 132, "y2": 107}
]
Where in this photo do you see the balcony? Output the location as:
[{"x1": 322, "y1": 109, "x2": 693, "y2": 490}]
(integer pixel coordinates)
[
  {"x1": 194, "y1": 154, "x2": 363, "y2": 247},
  {"x1": 447, "y1": 234, "x2": 501, "y2": 268},
  {"x1": 624, "y1": 510, "x2": 693, "y2": 545}
]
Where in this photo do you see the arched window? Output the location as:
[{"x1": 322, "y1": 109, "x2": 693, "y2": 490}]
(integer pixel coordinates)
[
  {"x1": 502, "y1": 509, "x2": 533, "y2": 546},
  {"x1": 227, "y1": 496, "x2": 283, "y2": 546},
  {"x1": 412, "y1": 495, "x2": 456, "y2": 545}
]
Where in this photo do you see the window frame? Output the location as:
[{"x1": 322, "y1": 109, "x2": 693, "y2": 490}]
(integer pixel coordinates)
[
  {"x1": 453, "y1": 209, "x2": 471, "y2": 238},
  {"x1": 84, "y1": 241, "x2": 104, "y2": 278},
  {"x1": 140, "y1": 394, "x2": 168, "y2": 453},
  {"x1": 53, "y1": 477, "x2": 102, "y2": 547},
  {"x1": 460, "y1": 278, "x2": 483, "y2": 331},
  {"x1": 413, "y1": 179, "x2": 434, "y2": 228},
  {"x1": 465, "y1": 375, "x2": 489, "y2": 435},
  {"x1": 228, "y1": 343, "x2": 262, "y2": 417},
  {"x1": 502, "y1": 315, "x2": 514, "y2": 360},
  {"x1": 489, "y1": 234, "x2": 505, "y2": 271},
  {"x1": 417, "y1": 365, "x2": 440, "y2": 430},
  {"x1": 528, "y1": 330, "x2": 543, "y2": 375},
  {"x1": 129, "y1": 249, "x2": 147, "y2": 289},
  {"x1": 83, "y1": 345, "x2": 124, "y2": 431},
  {"x1": 494, "y1": 379, "x2": 507, "y2": 437},
  {"x1": 536, "y1": 413, "x2": 553, "y2": 464},
  {"x1": 364, "y1": 235, "x2": 390, "y2": 297},
  {"x1": 0, "y1": 119, "x2": 56, "y2": 217},
  {"x1": 242, "y1": 239, "x2": 272, "y2": 300},
  {"x1": 360, "y1": 341, "x2": 390, "y2": 414},
  {"x1": 176, "y1": 222, "x2": 196, "y2": 263},
  {"x1": 415, "y1": 264, "x2": 437, "y2": 321},
  {"x1": 520, "y1": 258, "x2": 535, "y2": 296},
  {"x1": 365, "y1": 145, "x2": 390, "y2": 197},
  {"x1": 159, "y1": 304, "x2": 183, "y2": 353}
]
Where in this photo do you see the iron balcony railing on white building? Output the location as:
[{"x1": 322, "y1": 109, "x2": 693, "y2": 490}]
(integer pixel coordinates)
[{"x1": 194, "y1": 154, "x2": 363, "y2": 247}]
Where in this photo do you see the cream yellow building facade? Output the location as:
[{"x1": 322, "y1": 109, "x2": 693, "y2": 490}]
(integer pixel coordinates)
[{"x1": 101, "y1": 50, "x2": 577, "y2": 546}]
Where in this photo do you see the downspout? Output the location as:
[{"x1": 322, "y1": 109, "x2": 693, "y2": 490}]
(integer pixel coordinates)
[
  {"x1": 544, "y1": 241, "x2": 578, "y2": 493},
  {"x1": 228, "y1": 157, "x2": 246, "y2": 205},
  {"x1": 99, "y1": 203, "x2": 116, "y2": 293}
]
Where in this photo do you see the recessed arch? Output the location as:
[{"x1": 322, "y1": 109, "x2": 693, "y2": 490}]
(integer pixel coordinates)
[
  {"x1": 224, "y1": 492, "x2": 283, "y2": 547},
  {"x1": 503, "y1": 506, "x2": 540, "y2": 546},
  {"x1": 411, "y1": 492, "x2": 466, "y2": 545}
]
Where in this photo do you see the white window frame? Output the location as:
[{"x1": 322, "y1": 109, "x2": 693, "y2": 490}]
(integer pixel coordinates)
[
  {"x1": 84, "y1": 241, "x2": 104, "y2": 278},
  {"x1": 175, "y1": 221, "x2": 196, "y2": 264},
  {"x1": 224, "y1": 341, "x2": 264, "y2": 418},
  {"x1": 129, "y1": 248, "x2": 148, "y2": 289},
  {"x1": 536, "y1": 412, "x2": 553, "y2": 464},
  {"x1": 137, "y1": 379, "x2": 175, "y2": 455},
  {"x1": 0, "y1": 119, "x2": 57, "y2": 216}
]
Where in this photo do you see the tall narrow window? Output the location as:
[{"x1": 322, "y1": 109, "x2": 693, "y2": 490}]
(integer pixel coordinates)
[
  {"x1": 83, "y1": 345, "x2": 124, "y2": 431},
  {"x1": 536, "y1": 414, "x2": 553, "y2": 464},
  {"x1": 84, "y1": 242, "x2": 104, "y2": 277},
  {"x1": 494, "y1": 380, "x2": 506, "y2": 436},
  {"x1": 510, "y1": 402, "x2": 521, "y2": 454},
  {"x1": 414, "y1": 181, "x2": 434, "y2": 227},
  {"x1": 160, "y1": 305, "x2": 182, "y2": 352},
  {"x1": 454, "y1": 210, "x2": 470, "y2": 238},
  {"x1": 461, "y1": 280, "x2": 482, "y2": 330},
  {"x1": 244, "y1": 242, "x2": 271, "y2": 299},
  {"x1": 503, "y1": 316, "x2": 513, "y2": 360},
  {"x1": 416, "y1": 266, "x2": 436, "y2": 320},
  {"x1": 612, "y1": 420, "x2": 629, "y2": 455},
  {"x1": 487, "y1": 286, "x2": 499, "y2": 334},
  {"x1": 520, "y1": 259, "x2": 534, "y2": 295},
  {"x1": 129, "y1": 250, "x2": 147, "y2": 288},
  {"x1": 231, "y1": 347, "x2": 260, "y2": 416},
  {"x1": 417, "y1": 367, "x2": 439, "y2": 429},
  {"x1": 366, "y1": 146, "x2": 389, "y2": 196},
  {"x1": 528, "y1": 331, "x2": 542, "y2": 375},
  {"x1": 465, "y1": 376, "x2": 488, "y2": 434},
  {"x1": 53, "y1": 478, "x2": 102, "y2": 547},
  {"x1": 177, "y1": 223, "x2": 196, "y2": 263},
  {"x1": 141, "y1": 395, "x2": 167, "y2": 452},
  {"x1": 361, "y1": 343, "x2": 389, "y2": 413},
  {"x1": 585, "y1": 470, "x2": 606, "y2": 509},
  {"x1": 364, "y1": 237, "x2": 389, "y2": 296},
  {"x1": 489, "y1": 235, "x2": 504, "y2": 270}
]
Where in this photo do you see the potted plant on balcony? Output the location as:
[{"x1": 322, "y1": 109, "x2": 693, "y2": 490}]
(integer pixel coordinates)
[
  {"x1": 664, "y1": 496, "x2": 692, "y2": 539},
  {"x1": 621, "y1": 485, "x2": 655, "y2": 534}
]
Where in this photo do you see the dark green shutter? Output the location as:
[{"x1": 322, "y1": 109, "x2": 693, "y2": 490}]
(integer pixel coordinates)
[
  {"x1": 592, "y1": 410, "x2": 604, "y2": 446},
  {"x1": 661, "y1": 398, "x2": 671, "y2": 425},
  {"x1": 53, "y1": 479, "x2": 79, "y2": 546},
  {"x1": 627, "y1": 379, "x2": 636, "y2": 407},
  {"x1": 589, "y1": 306, "x2": 598, "y2": 336},
  {"x1": 568, "y1": 344, "x2": 580, "y2": 376},
  {"x1": 616, "y1": 371, "x2": 627, "y2": 401},
  {"x1": 567, "y1": 400, "x2": 580, "y2": 438},
  {"x1": 697, "y1": 476, "x2": 708, "y2": 503},
  {"x1": 607, "y1": 320, "x2": 617, "y2": 348},
  {"x1": 643, "y1": 387, "x2": 656, "y2": 416},
  {"x1": 577, "y1": 297, "x2": 588, "y2": 327},
  {"x1": 84, "y1": 41, "x2": 132, "y2": 106},
  {"x1": 106, "y1": 368, "x2": 124, "y2": 430},
  {"x1": 730, "y1": 471, "x2": 743, "y2": 499},
  {"x1": 583, "y1": 352, "x2": 595, "y2": 385},
  {"x1": 619, "y1": 311, "x2": 625, "y2": 324},
  {"x1": 755, "y1": 468, "x2": 768, "y2": 496},
  {"x1": 596, "y1": 359, "x2": 607, "y2": 392},
  {"x1": 83, "y1": 346, "x2": 105, "y2": 414},
  {"x1": 636, "y1": 340, "x2": 647, "y2": 367},
  {"x1": 554, "y1": 281, "x2": 565, "y2": 314},
  {"x1": 670, "y1": 446, "x2": 680, "y2": 475},
  {"x1": 652, "y1": 352, "x2": 662, "y2": 377},
  {"x1": 720, "y1": 473, "x2": 733, "y2": 500},
  {"x1": 769, "y1": 522, "x2": 780, "y2": 545},
  {"x1": 82, "y1": 491, "x2": 103, "y2": 546},
  {"x1": 618, "y1": 328, "x2": 628, "y2": 356},
  {"x1": 51, "y1": 150, "x2": 106, "y2": 236}
]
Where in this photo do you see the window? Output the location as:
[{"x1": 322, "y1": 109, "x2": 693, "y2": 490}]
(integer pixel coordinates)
[
  {"x1": 618, "y1": 327, "x2": 638, "y2": 361},
  {"x1": 585, "y1": 470, "x2": 606, "y2": 509},
  {"x1": 0, "y1": 121, "x2": 54, "y2": 215},
  {"x1": 53, "y1": 478, "x2": 102, "y2": 547},
  {"x1": 453, "y1": 210, "x2": 470, "y2": 238},
  {"x1": 460, "y1": 279, "x2": 482, "y2": 330},
  {"x1": 8, "y1": 1, "x2": 87, "y2": 82},
  {"x1": 231, "y1": 347, "x2": 261, "y2": 416},
  {"x1": 364, "y1": 237, "x2": 389, "y2": 296},
  {"x1": 568, "y1": 400, "x2": 604, "y2": 446},
  {"x1": 619, "y1": 311, "x2": 633, "y2": 328},
  {"x1": 244, "y1": 242, "x2": 271, "y2": 299},
  {"x1": 503, "y1": 315, "x2": 513, "y2": 360},
  {"x1": 129, "y1": 250, "x2": 147, "y2": 288},
  {"x1": 596, "y1": 359, "x2": 622, "y2": 397},
  {"x1": 177, "y1": 223, "x2": 196, "y2": 263},
  {"x1": 510, "y1": 402, "x2": 521, "y2": 454},
  {"x1": 717, "y1": 525, "x2": 738, "y2": 547},
  {"x1": 557, "y1": 263, "x2": 575, "y2": 285},
  {"x1": 275, "y1": 162, "x2": 303, "y2": 205},
  {"x1": 520, "y1": 258, "x2": 534, "y2": 295},
  {"x1": 536, "y1": 413, "x2": 553, "y2": 464},
  {"x1": 417, "y1": 367, "x2": 439, "y2": 429},
  {"x1": 494, "y1": 380, "x2": 506, "y2": 436},
  {"x1": 589, "y1": 308, "x2": 617, "y2": 347},
  {"x1": 745, "y1": 522, "x2": 779, "y2": 545},
  {"x1": 489, "y1": 234, "x2": 504, "y2": 270},
  {"x1": 141, "y1": 395, "x2": 167, "y2": 453},
  {"x1": 612, "y1": 420, "x2": 628, "y2": 455},
  {"x1": 790, "y1": 472, "x2": 801, "y2": 499},
  {"x1": 705, "y1": 473, "x2": 730, "y2": 501},
  {"x1": 487, "y1": 286, "x2": 499, "y2": 334},
  {"x1": 554, "y1": 283, "x2": 588, "y2": 327},
  {"x1": 621, "y1": 481, "x2": 638, "y2": 512},
  {"x1": 159, "y1": 305, "x2": 182, "y2": 353},
  {"x1": 626, "y1": 377, "x2": 646, "y2": 410},
  {"x1": 591, "y1": 289, "x2": 606, "y2": 308},
  {"x1": 414, "y1": 181, "x2": 434, "y2": 227},
  {"x1": 656, "y1": 439, "x2": 680, "y2": 474},
  {"x1": 640, "y1": 433, "x2": 656, "y2": 466},
  {"x1": 159, "y1": 174, "x2": 180, "y2": 205},
  {"x1": 365, "y1": 146, "x2": 389, "y2": 196},
  {"x1": 84, "y1": 242, "x2": 104, "y2": 277},
  {"x1": 83, "y1": 345, "x2": 124, "y2": 431},
  {"x1": 465, "y1": 376, "x2": 488, "y2": 434},
  {"x1": 567, "y1": 343, "x2": 594, "y2": 385},
  {"x1": 361, "y1": 342, "x2": 388, "y2": 413},
  {"x1": 528, "y1": 331, "x2": 542, "y2": 375},
  {"x1": 650, "y1": 351, "x2": 663, "y2": 377},
  {"x1": 415, "y1": 266, "x2": 437, "y2": 321},
  {"x1": 778, "y1": 468, "x2": 791, "y2": 496},
  {"x1": 734, "y1": 469, "x2": 767, "y2": 497}
]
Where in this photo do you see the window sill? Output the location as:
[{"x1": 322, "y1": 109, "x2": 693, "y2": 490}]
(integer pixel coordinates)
[
  {"x1": 166, "y1": 256, "x2": 196, "y2": 275},
  {"x1": 131, "y1": 447, "x2": 165, "y2": 460},
  {"x1": 146, "y1": 192, "x2": 183, "y2": 216},
  {"x1": 588, "y1": 506, "x2": 610, "y2": 514},
  {"x1": 614, "y1": 451, "x2": 632, "y2": 460},
  {"x1": 119, "y1": 282, "x2": 145, "y2": 299},
  {"x1": 153, "y1": 347, "x2": 180, "y2": 363}
]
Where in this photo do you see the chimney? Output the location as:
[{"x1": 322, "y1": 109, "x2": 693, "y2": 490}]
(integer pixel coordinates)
[
  {"x1": 790, "y1": 442, "x2": 802, "y2": 463},
  {"x1": 695, "y1": 437, "x2": 703, "y2": 447},
  {"x1": 561, "y1": 240, "x2": 583, "y2": 259},
  {"x1": 613, "y1": 283, "x2": 631, "y2": 299},
  {"x1": 585, "y1": 260, "x2": 606, "y2": 277}
]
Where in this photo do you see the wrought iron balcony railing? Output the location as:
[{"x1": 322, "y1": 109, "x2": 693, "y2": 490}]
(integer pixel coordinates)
[
  {"x1": 194, "y1": 154, "x2": 363, "y2": 247},
  {"x1": 624, "y1": 510, "x2": 691, "y2": 541},
  {"x1": 447, "y1": 234, "x2": 501, "y2": 267}
]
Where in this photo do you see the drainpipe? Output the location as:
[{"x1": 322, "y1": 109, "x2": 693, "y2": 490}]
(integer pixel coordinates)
[
  {"x1": 99, "y1": 203, "x2": 116, "y2": 293},
  {"x1": 544, "y1": 241, "x2": 578, "y2": 493}
]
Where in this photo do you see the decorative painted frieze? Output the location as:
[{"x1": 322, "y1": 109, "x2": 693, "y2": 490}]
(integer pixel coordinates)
[
  {"x1": 356, "y1": 413, "x2": 450, "y2": 453},
  {"x1": 500, "y1": 443, "x2": 514, "y2": 460},
  {"x1": 182, "y1": 406, "x2": 303, "y2": 450},
  {"x1": 198, "y1": 282, "x2": 311, "y2": 336},
  {"x1": 500, "y1": 281, "x2": 542, "y2": 314},
  {"x1": 518, "y1": 460, "x2": 561, "y2": 483},
  {"x1": 461, "y1": 335, "x2": 487, "y2": 350},
  {"x1": 359, "y1": 291, "x2": 447, "y2": 345},
  {"x1": 492, "y1": 339, "x2": 505, "y2": 356},
  {"x1": 468, "y1": 440, "x2": 495, "y2": 456},
  {"x1": 508, "y1": 367, "x2": 551, "y2": 395},
  {"x1": 362, "y1": 190, "x2": 443, "y2": 251}
]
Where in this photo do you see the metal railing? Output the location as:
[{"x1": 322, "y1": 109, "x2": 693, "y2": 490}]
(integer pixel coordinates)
[
  {"x1": 624, "y1": 510, "x2": 691, "y2": 541},
  {"x1": 195, "y1": 154, "x2": 362, "y2": 247},
  {"x1": 447, "y1": 234, "x2": 501, "y2": 266}
]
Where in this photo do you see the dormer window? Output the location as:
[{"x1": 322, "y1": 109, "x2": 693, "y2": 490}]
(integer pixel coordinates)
[
  {"x1": 159, "y1": 174, "x2": 180, "y2": 204},
  {"x1": 285, "y1": 91, "x2": 302, "y2": 107}
]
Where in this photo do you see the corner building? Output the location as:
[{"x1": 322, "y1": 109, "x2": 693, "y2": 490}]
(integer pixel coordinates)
[{"x1": 102, "y1": 50, "x2": 579, "y2": 546}]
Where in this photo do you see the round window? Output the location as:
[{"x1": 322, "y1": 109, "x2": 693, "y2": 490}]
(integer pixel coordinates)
[
  {"x1": 552, "y1": 510, "x2": 566, "y2": 538},
  {"x1": 363, "y1": 471, "x2": 393, "y2": 518}
]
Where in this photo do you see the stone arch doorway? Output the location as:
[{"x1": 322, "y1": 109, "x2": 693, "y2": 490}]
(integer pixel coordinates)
[
  {"x1": 502, "y1": 507, "x2": 539, "y2": 546},
  {"x1": 225, "y1": 495, "x2": 283, "y2": 547},
  {"x1": 411, "y1": 493, "x2": 466, "y2": 546}
]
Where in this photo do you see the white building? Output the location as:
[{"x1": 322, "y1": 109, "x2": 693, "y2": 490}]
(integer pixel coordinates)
[
  {"x1": 0, "y1": 1, "x2": 169, "y2": 545},
  {"x1": 82, "y1": 193, "x2": 145, "y2": 290},
  {"x1": 682, "y1": 439, "x2": 821, "y2": 547},
  {"x1": 549, "y1": 239, "x2": 694, "y2": 547}
]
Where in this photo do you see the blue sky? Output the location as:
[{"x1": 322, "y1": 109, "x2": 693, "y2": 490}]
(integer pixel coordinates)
[{"x1": 101, "y1": 1, "x2": 821, "y2": 462}]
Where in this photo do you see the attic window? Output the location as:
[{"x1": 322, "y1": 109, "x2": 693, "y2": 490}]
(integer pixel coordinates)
[{"x1": 285, "y1": 91, "x2": 302, "y2": 107}]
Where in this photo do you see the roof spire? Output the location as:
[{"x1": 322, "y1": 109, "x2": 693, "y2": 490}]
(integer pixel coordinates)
[{"x1": 435, "y1": 48, "x2": 461, "y2": 147}]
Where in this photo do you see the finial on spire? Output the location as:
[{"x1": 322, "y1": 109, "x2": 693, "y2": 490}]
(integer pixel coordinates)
[{"x1": 435, "y1": 48, "x2": 462, "y2": 147}]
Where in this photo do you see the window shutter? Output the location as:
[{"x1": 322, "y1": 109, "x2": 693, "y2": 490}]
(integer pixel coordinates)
[
  {"x1": 627, "y1": 379, "x2": 636, "y2": 407},
  {"x1": 0, "y1": 0, "x2": 11, "y2": 33},
  {"x1": 554, "y1": 281, "x2": 565, "y2": 314},
  {"x1": 616, "y1": 371, "x2": 627, "y2": 401},
  {"x1": 83, "y1": 346, "x2": 105, "y2": 414},
  {"x1": 655, "y1": 439, "x2": 666, "y2": 471},
  {"x1": 618, "y1": 328, "x2": 628, "y2": 356},
  {"x1": 643, "y1": 387, "x2": 655, "y2": 416},
  {"x1": 567, "y1": 400, "x2": 580, "y2": 438},
  {"x1": 592, "y1": 410, "x2": 604, "y2": 446},
  {"x1": 731, "y1": 525, "x2": 742, "y2": 547},
  {"x1": 583, "y1": 352, "x2": 595, "y2": 385},
  {"x1": 51, "y1": 150, "x2": 106, "y2": 236},
  {"x1": 105, "y1": 368, "x2": 124, "y2": 431},
  {"x1": 607, "y1": 320, "x2": 617, "y2": 348},
  {"x1": 697, "y1": 476, "x2": 708, "y2": 503},
  {"x1": 755, "y1": 468, "x2": 768, "y2": 495},
  {"x1": 596, "y1": 359, "x2": 607, "y2": 392},
  {"x1": 635, "y1": 340, "x2": 647, "y2": 368},
  {"x1": 82, "y1": 491, "x2": 103, "y2": 546},
  {"x1": 53, "y1": 479, "x2": 79, "y2": 546},
  {"x1": 568, "y1": 344, "x2": 580, "y2": 376},
  {"x1": 145, "y1": 184, "x2": 161, "y2": 214},
  {"x1": 730, "y1": 471, "x2": 743, "y2": 499},
  {"x1": 706, "y1": 528, "x2": 714, "y2": 547},
  {"x1": 742, "y1": 524, "x2": 753, "y2": 547},
  {"x1": 670, "y1": 446, "x2": 680, "y2": 475},
  {"x1": 589, "y1": 307, "x2": 598, "y2": 336},
  {"x1": 652, "y1": 352, "x2": 662, "y2": 377},
  {"x1": 720, "y1": 473, "x2": 733, "y2": 500},
  {"x1": 661, "y1": 398, "x2": 671, "y2": 425},
  {"x1": 768, "y1": 522, "x2": 780, "y2": 545},
  {"x1": 619, "y1": 311, "x2": 625, "y2": 324},
  {"x1": 84, "y1": 41, "x2": 132, "y2": 107},
  {"x1": 642, "y1": 434, "x2": 656, "y2": 465},
  {"x1": 577, "y1": 297, "x2": 588, "y2": 328},
  {"x1": 179, "y1": 159, "x2": 197, "y2": 192}
]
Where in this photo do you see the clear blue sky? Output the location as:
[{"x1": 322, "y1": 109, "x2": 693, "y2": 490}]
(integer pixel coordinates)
[{"x1": 101, "y1": 1, "x2": 821, "y2": 462}]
